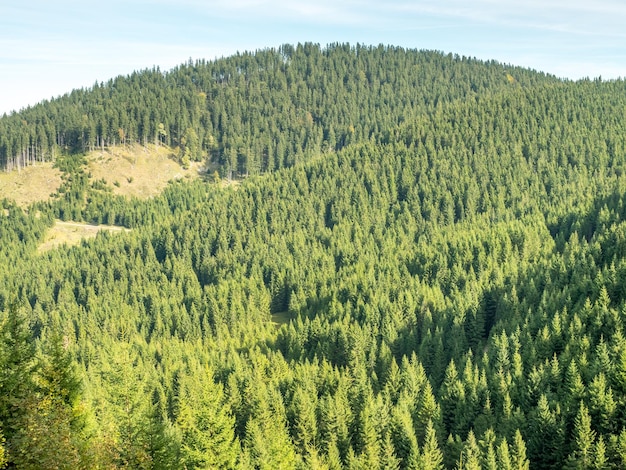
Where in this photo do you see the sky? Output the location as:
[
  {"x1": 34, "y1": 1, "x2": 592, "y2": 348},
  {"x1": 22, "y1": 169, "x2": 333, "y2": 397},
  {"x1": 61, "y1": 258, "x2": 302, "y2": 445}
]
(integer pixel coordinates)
[{"x1": 1, "y1": 0, "x2": 625, "y2": 115}]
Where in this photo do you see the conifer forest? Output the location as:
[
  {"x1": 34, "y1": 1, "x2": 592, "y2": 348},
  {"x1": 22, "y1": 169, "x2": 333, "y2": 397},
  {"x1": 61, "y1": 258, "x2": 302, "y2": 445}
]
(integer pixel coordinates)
[{"x1": 2, "y1": 43, "x2": 626, "y2": 468}]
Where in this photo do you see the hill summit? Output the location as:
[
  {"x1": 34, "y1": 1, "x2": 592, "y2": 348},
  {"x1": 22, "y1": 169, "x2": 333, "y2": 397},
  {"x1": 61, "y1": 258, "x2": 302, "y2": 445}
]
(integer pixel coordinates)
[{"x1": 1, "y1": 43, "x2": 555, "y2": 175}]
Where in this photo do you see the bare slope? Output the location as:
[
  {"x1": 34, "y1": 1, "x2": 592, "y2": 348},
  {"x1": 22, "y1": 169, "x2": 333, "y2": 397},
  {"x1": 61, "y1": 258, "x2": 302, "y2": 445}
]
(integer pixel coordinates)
[
  {"x1": 87, "y1": 144, "x2": 205, "y2": 198},
  {"x1": 38, "y1": 220, "x2": 130, "y2": 253},
  {"x1": 1, "y1": 144, "x2": 205, "y2": 208},
  {"x1": 0, "y1": 162, "x2": 62, "y2": 208}
]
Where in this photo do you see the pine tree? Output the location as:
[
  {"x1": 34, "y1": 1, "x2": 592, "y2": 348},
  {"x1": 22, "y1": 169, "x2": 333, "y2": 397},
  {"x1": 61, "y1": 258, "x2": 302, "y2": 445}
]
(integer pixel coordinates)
[
  {"x1": 389, "y1": 400, "x2": 419, "y2": 468},
  {"x1": 97, "y1": 343, "x2": 153, "y2": 469},
  {"x1": 615, "y1": 428, "x2": 626, "y2": 468},
  {"x1": 325, "y1": 436, "x2": 343, "y2": 470},
  {"x1": 289, "y1": 386, "x2": 318, "y2": 454},
  {"x1": 587, "y1": 373, "x2": 616, "y2": 434},
  {"x1": 457, "y1": 430, "x2": 481, "y2": 470},
  {"x1": 9, "y1": 392, "x2": 84, "y2": 469},
  {"x1": 421, "y1": 419, "x2": 444, "y2": 470},
  {"x1": 243, "y1": 387, "x2": 298, "y2": 470},
  {"x1": 496, "y1": 438, "x2": 513, "y2": 470},
  {"x1": 356, "y1": 394, "x2": 381, "y2": 469},
  {"x1": 567, "y1": 402, "x2": 595, "y2": 469},
  {"x1": 176, "y1": 370, "x2": 238, "y2": 469},
  {"x1": 528, "y1": 395, "x2": 563, "y2": 469},
  {"x1": 0, "y1": 430, "x2": 5, "y2": 469},
  {"x1": 440, "y1": 360, "x2": 461, "y2": 435},
  {"x1": 380, "y1": 431, "x2": 401, "y2": 470},
  {"x1": 511, "y1": 430, "x2": 529, "y2": 470},
  {"x1": 416, "y1": 380, "x2": 441, "y2": 443},
  {"x1": 303, "y1": 445, "x2": 331, "y2": 470},
  {"x1": 592, "y1": 435, "x2": 607, "y2": 470},
  {"x1": 479, "y1": 428, "x2": 498, "y2": 470},
  {"x1": 146, "y1": 386, "x2": 180, "y2": 470},
  {"x1": 0, "y1": 303, "x2": 37, "y2": 440}
]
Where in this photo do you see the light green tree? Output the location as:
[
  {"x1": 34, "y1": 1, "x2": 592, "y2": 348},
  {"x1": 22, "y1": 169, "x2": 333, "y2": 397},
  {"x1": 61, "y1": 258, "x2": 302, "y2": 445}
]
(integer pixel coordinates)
[{"x1": 176, "y1": 369, "x2": 238, "y2": 469}]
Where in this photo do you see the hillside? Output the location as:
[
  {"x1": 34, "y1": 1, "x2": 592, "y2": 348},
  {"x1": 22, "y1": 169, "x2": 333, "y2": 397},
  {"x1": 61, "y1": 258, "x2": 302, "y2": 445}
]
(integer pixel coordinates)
[
  {"x1": 0, "y1": 161, "x2": 61, "y2": 207},
  {"x1": 0, "y1": 44, "x2": 558, "y2": 175},
  {"x1": 0, "y1": 143, "x2": 202, "y2": 209},
  {"x1": 1, "y1": 45, "x2": 626, "y2": 469}
]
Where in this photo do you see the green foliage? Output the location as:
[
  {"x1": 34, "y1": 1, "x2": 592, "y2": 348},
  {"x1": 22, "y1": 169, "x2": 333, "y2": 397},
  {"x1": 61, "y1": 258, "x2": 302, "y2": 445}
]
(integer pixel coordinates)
[
  {"x1": 0, "y1": 303, "x2": 37, "y2": 436},
  {"x1": 179, "y1": 127, "x2": 201, "y2": 168},
  {"x1": 1, "y1": 44, "x2": 626, "y2": 469},
  {"x1": 0, "y1": 431, "x2": 5, "y2": 470},
  {"x1": 176, "y1": 368, "x2": 238, "y2": 469},
  {"x1": 0, "y1": 43, "x2": 558, "y2": 174},
  {"x1": 568, "y1": 402, "x2": 596, "y2": 468},
  {"x1": 0, "y1": 306, "x2": 93, "y2": 468},
  {"x1": 421, "y1": 420, "x2": 444, "y2": 470}
]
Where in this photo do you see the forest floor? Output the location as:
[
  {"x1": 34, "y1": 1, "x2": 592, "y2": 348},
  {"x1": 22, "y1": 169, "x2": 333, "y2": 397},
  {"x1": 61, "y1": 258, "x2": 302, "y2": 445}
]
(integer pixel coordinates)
[
  {"x1": 38, "y1": 220, "x2": 130, "y2": 253},
  {"x1": 0, "y1": 162, "x2": 62, "y2": 208}
]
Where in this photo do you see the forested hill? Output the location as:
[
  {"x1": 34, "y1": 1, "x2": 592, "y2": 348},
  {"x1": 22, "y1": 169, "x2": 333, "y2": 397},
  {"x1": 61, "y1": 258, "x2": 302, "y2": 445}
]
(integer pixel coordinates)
[
  {"x1": 0, "y1": 43, "x2": 557, "y2": 173},
  {"x1": 3, "y1": 44, "x2": 626, "y2": 469}
]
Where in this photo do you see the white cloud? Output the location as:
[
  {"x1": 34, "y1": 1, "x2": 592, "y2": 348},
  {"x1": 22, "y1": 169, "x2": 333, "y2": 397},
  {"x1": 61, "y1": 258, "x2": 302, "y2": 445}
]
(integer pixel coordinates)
[{"x1": 387, "y1": 0, "x2": 626, "y2": 37}]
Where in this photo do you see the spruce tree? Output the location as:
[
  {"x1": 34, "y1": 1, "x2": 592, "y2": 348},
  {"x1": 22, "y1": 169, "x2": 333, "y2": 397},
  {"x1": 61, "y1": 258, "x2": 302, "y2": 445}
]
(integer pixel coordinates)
[{"x1": 176, "y1": 370, "x2": 238, "y2": 469}]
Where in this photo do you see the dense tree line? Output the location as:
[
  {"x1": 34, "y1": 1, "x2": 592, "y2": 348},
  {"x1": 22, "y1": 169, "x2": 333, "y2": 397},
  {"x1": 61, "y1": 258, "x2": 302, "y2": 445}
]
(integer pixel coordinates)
[
  {"x1": 0, "y1": 43, "x2": 556, "y2": 174},
  {"x1": 1, "y1": 46, "x2": 626, "y2": 468}
]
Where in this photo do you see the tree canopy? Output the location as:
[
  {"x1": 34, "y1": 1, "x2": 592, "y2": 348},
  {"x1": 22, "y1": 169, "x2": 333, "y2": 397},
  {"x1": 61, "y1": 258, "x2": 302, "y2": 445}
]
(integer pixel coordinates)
[{"x1": 1, "y1": 43, "x2": 626, "y2": 468}]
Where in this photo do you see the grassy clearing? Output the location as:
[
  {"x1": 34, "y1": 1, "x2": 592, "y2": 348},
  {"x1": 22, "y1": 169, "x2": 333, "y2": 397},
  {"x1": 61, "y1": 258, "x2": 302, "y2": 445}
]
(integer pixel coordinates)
[
  {"x1": 38, "y1": 220, "x2": 130, "y2": 253},
  {"x1": 1, "y1": 144, "x2": 206, "y2": 208},
  {"x1": 0, "y1": 162, "x2": 62, "y2": 208},
  {"x1": 87, "y1": 144, "x2": 205, "y2": 198},
  {"x1": 271, "y1": 311, "x2": 292, "y2": 327}
]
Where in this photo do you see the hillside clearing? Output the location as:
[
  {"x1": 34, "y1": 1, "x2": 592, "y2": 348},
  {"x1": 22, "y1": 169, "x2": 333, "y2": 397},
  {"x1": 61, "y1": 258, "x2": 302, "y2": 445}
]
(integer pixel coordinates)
[
  {"x1": 0, "y1": 162, "x2": 62, "y2": 208},
  {"x1": 38, "y1": 220, "x2": 130, "y2": 253},
  {"x1": 87, "y1": 144, "x2": 205, "y2": 198},
  {"x1": 0, "y1": 144, "x2": 206, "y2": 208}
]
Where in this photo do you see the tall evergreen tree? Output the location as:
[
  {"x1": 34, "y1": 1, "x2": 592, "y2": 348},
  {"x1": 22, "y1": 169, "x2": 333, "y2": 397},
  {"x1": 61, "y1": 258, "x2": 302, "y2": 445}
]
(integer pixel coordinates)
[{"x1": 176, "y1": 369, "x2": 239, "y2": 469}]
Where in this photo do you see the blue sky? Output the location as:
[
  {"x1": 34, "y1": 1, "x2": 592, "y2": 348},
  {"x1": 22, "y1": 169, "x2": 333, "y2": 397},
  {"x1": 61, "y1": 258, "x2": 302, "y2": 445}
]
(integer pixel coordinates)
[{"x1": 1, "y1": 0, "x2": 625, "y2": 115}]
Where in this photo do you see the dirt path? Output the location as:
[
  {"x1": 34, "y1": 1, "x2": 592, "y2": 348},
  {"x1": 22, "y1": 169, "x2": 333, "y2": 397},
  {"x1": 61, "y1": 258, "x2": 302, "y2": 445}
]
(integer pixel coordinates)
[{"x1": 54, "y1": 221, "x2": 129, "y2": 232}]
